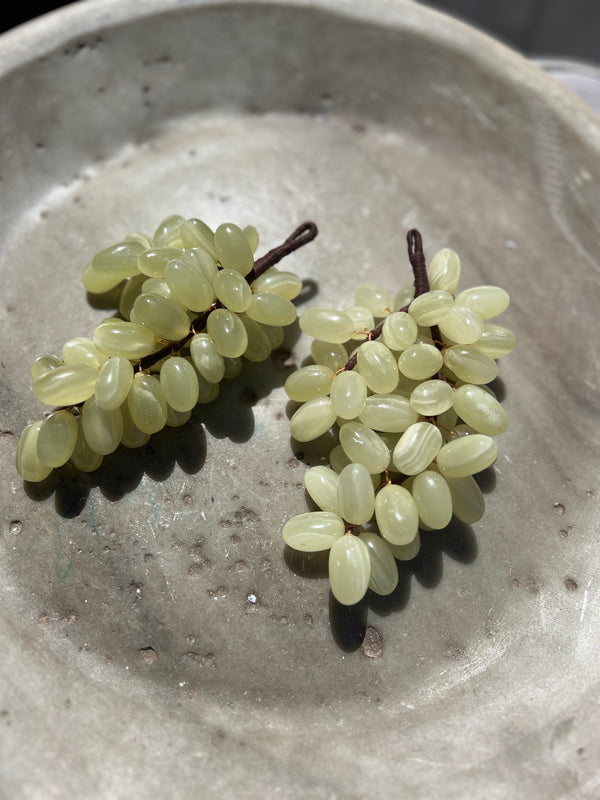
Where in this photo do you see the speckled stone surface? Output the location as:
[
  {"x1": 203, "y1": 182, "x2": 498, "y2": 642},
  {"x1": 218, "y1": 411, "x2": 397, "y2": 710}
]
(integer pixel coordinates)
[{"x1": 1, "y1": 1, "x2": 599, "y2": 798}]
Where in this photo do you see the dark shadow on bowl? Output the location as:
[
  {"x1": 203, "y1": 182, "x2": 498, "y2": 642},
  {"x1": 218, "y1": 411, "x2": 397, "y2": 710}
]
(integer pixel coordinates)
[
  {"x1": 474, "y1": 465, "x2": 497, "y2": 493},
  {"x1": 329, "y1": 591, "x2": 368, "y2": 651}
]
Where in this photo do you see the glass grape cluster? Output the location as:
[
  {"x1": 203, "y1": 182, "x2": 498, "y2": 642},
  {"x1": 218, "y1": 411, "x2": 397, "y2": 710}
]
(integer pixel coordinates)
[
  {"x1": 16, "y1": 215, "x2": 309, "y2": 482},
  {"x1": 282, "y1": 232, "x2": 515, "y2": 606}
]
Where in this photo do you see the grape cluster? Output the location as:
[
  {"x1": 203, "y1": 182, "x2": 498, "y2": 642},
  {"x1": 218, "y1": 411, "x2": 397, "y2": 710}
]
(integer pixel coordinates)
[
  {"x1": 16, "y1": 215, "x2": 308, "y2": 482},
  {"x1": 282, "y1": 236, "x2": 515, "y2": 607}
]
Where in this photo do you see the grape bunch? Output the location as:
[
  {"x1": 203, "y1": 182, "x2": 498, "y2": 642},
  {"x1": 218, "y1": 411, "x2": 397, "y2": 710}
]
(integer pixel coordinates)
[
  {"x1": 16, "y1": 216, "x2": 317, "y2": 482},
  {"x1": 282, "y1": 230, "x2": 515, "y2": 606}
]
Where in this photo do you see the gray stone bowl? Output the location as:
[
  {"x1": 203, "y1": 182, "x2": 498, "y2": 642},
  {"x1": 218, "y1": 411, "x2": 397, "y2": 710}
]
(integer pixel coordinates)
[{"x1": 1, "y1": 1, "x2": 599, "y2": 797}]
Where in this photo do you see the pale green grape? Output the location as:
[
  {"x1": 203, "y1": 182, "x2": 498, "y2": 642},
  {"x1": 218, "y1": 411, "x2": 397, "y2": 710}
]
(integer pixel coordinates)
[
  {"x1": 260, "y1": 322, "x2": 284, "y2": 349},
  {"x1": 329, "y1": 535, "x2": 371, "y2": 605},
  {"x1": 119, "y1": 274, "x2": 146, "y2": 320},
  {"x1": 214, "y1": 222, "x2": 254, "y2": 275},
  {"x1": 453, "y1": 384, "x2": 508, "y2": 435},
  {"x1": 247, "y1": 293, "x2": 296, "y2": 326},
  {"x1": 213, "y1": 269, "x2": 252, "y2": 312},
  {"x1": 16, "y1": 422, "x2": 53, "y2": 482},
  {"x1": 356, "y1": 340, "x2": 399, "y2": 394},
  {"x1": 33, "y1": 364, "x2": 97, "y2": 406},
  {"x1": 443, "y1": 345, "x2": 498, "y2": 384},
  {"x1": 374, "y1": 483, "x2": 419, "y2": 545},
  {"x1": 382, "y1": 311, "x2": 418, "y2": 351},
  {"x1": 131, "y1": 293, "x2": 191, "y2": 341},
  {"x1": 299, "y1": 308, "x2": 354, "y2": 344},
  {"x1": 62, "y1": 337, "x2": 107, "y2": 371},
  {"x1": 427, "y1": 248, "x2": 461, "y2": 293},
  {"x1": 189, "y1": 334, "x2": 225, "y2": 383},
  {"x1": 166, "y1": 406, "x2": 192, "y2": 427},
  {"x1": 95, "y1": 357, "x2": 134, "y2": 411},
  {"x1": 137, "y1": 247, "x2": 182, "y2": 278},
  {"x1": 81, "y1": 397, "x2": 123, "y2": 455},
  {"x1": 71, "y1": 416, "x2": 104, "y2": 470},
  {"x1": 359, "y1": 532, "x2": 399, "y2": 595},
  {"x1": 289, "y1": 397, "x2": 336, "y2": 442},
  {"x1": 436, "y1": 434, "x2": 498, "y2": 478},
  {"x1": 127, "y1": 373, "x2": 168, "y2": 434},
  {"x1": 94, "y1": 319, "x2": 155, "y2": 359},
  {"x1": 311, "y1": 340, "x2": 348, "y2": 372},
  {"x1": 284, "y1": 365, "x2": 334, "y2": 402},
  {"x1": 90, "y1": 240, "x2": 145, "y2": 282},
  {"x1": 471, "y1": 324, "x2": 516, "y2": 358},
  {"x1": 408, "y1": 290, "x2": 453, "y2": 325},
  {"x1": 181, "y1": 248, "x2": 220, "y2": 285},
  {"x1": 120, "y1": 402, "x2": 150, "y2": 448},
  {"x1": 159, "y1": 357, "x2": 199, "y2": 412},
  {"x1": 329, "y1": 444, "x2": 353, "y2": 474},
  {"x1": 282, "y1": 511, "x2": 344, "y2": 551},
  {"x1": 153, "y1": 214, "x2": 185, "y2": 247},
  {"x1": 409, "y1": 380, "x2": 454, "y2": 416},
  {"x1": 388, "y1": 532, "x2": 421, "y2": 561},
  {"x1": 239, "y1": 316, "x2": 271, "y2": 362},
  {"x1": 411, "y1": 470, "x2": 453, "y2": 529},
  {"x1": 339, "y1": 421, "x2": 390, "y2": 474},
  {"x1": 180, "y1": 218, "x2": 217, "y2": 259},
  {"x1": 206, "y1": 309, "x2": 248, "y2": 358},
  {"x1": 250, "y1": 267, "x2": 302, "y2": 300},
  {"x1": 345, "y1": 305, "x2": 374, "y2": 341},
  {"x1": 243, "y1": 224, "x2": 259, "y2": 253},
  {"x1": 359, "y1": 394, "x2": 418, "y2": 433},
  {"x1": 141, "y1": 278, "x2": 181, "y2": 305},
  {"x1": 354, "y1": 284, "x2": 393, "y2": 317},
  {"x1": 398, "y1": 343, "x2": 443, "y2": 380},
  {"x1": 164, "y1": 257, "x2": 215, "y2": 312},
  {"x1": 81, "y1": 262, "x2": 123, "y2": 293},
  {"x1": 31, "y1": 355, "x2": 63, "y2": 381},
  {"x1": 304, "y1": 466, "x2": 339, "y2": 513},
  {"x1": 36, "y1": 410, "x2": 78, "y2": 468},
  {"x1": 447, "y1": 475, "x2": 485, "y2": 523},
  {"x1": 223, "y1": 356, "x2": 242, "y2": 379},
  {"x1": 196, "y1": 373, "x2": 220, "y2": 404},
  {"x1": 330, "y1": 370, "x2": 367, "y2": 419},
  {"x1": 124, "y1": 231, "x2": 154, "y2": 249},
  {"x1": 455, "y1": 285, "x2": 510, "y2": 319},
  {"x1": 437, "y1": 306, "x2": 484, "y2": 345},
  {"x1": 337, "y1": 463, "x2": 375, "y2": 525},
  {"x1": 392, "y1": 421, "x2": 442, "y2": 475},
  {"x1": 394, "y1": 285, "x2": 414, "y2": 311}
]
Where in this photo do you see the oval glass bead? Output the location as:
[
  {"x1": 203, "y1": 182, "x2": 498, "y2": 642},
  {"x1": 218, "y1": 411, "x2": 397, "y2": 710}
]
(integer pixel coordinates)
[
  {"x1": 443, "y1": 345, "x2": 498, "y2": 384},
  {"x1": 453, "y1": 384, "x2": 508, "y2": 435},
  {"x1": 354, "y1": 284, "x2": 393, "y2": 317},
  {"x1": 359, "y1": 394, "x2": 418, "y2": 433},
  {"x1": 214, "y1": 222, "x2": 254, "y2": 275},
  {"x1": 427, "y1": 248, "x2": 461, "y2": 293},
  {"x1": 329, "y1": 535, "x2": 371, "y2": 606},
  {"x1": 120, "y1": 402, "x2": 151, "y2": 448},
  {"x1": 437, "y1": 306, "x2": 484, "y2": 345},
  {"x1": 160, "y1": 357, "x2": 199, "y2": 412},
  {"x1": 81, "y1": 261, "x2": 122, "y2": 293},
  {"x1": 330, "y1": 370, "x2": 367, "y2": 419},
  {"x1": 247, "y1": 293, "x2": 296, "y2": 326},
  {"x1": 375, "y1": 483, "x2": 419, "y2": 545},
  {"x1": 447, "y1": 475, "x2": 485, "y2": 523},
  {"x1": 388, "y1": 531, "x2": 421, "y2": 561},
  {"x1": 409, "y1": 380, "x2": 454, "y2": 416},
  {"x1": 356, "y1": 340, "x2": 399, "y2": 394},
  {"x1": 206, "y1": 309, "x2": 248, "y2": 358},
  {"x1": 284, "y1": 365, "x2": 334, "y2": 402},
  {"x1": 94, "y1": 319, "x2": 155, "y2": 359},
  {"x1": 70, "y1": 416, "x2": 104, "y2": 471},
  {"x1": 250, "y1": 267, "x2": 302, "y2": 300},
  {"x1": 131, "y1": 293, "x2": 191, "y2": 341},
  {"x1": 127, "y1": 373, "x2": 168, "y2": 434},
  {"x1": 137, "y1": 247, "x2": 182, "y2": 278},
  {"x1": 304, "y1": 466, "x2": 339, "y2": 514},
  {"x1": 164, "y1": 258, "x2": 215, "y2": 312},
  {"x1": 408, "y1": 290, "x2": 453, "y2": 325},
  {"x1": 299, "y1": 308, "x2": 354, "y2": 344},
  {"x1": 311, "y1": 340, "x2": 348, "y2": 372},
  {"x1": 179, "y1": 218, "x2": 217, "y2": 259},
  {"x1": 95, "y1": 357, "x2": 134, "y2": 411},
  {"x1": 31, "y1": 355, "x2": 63, "y2": 382},
  {"x1": 398, "y1": 343, "x2": 443, "y2": 380},
  {"x1": 436, "y1": 434, "x2": 498, "y2": 478},
  {"x1": 16, "y1": 422, "x2": 53, "y2": 482},
  {"x1": 33, "y1": 364, "x2": 97, "y2": 406},
  {"x1": 289, "y1": 397, "x2": 336, "y2": 442},
  {"x1": 282, "y1": 511, "x2": 344, "y2": 552},
  {"x1": 62, "y1": 337, "x2": 107, "y2": 371},
  {"x1": 82, "y1": 397, "x2": 123, "y2": 455},
  {"x1": 455, "y1": 285, "x2": 510, "y2": 319},
  {"x1": 360, "y1": 533, "x2": 399, "y2": 595},
  {"x1": 345, "y1": 305, "x2": 374, "y2": 341},
  {"x1": 471, "y1": 324, "x2": 516, "y2": 358},
  {"x1": 239, "y1": 315, "x2": 272, "y2": 362},
  {"x1": 153, "y1": 214, "x2": 185, "y2": 247},
  {"x1": 337, "y1": 463, "x2": 375, "y2": 525},
  {"x1": 392, "y1": 421, "x2": 442, "y2": 475},
  {"x1": 36, "y1": 411, "x2": 78, "y2": 468},
  {"x1": 189, "y1": 334, "x2": 225, "y2": 383},
  {"x1": 411, "y1": 470, "x2": 453, "y2": 529},
  {"x1": 339, "y1": 421, "x2": 390, "y2": 474},
  {"x1": 91, "y1": 240, "x2": 145, "y2": 281},
  {"x1": 213, "y1": 269, "x2": 252, "y2": 312},
  {"x1": 382, "y1": 311, "x2": 418, "y2": 351},
  {"x1": 119, "y1": 274, "x2": 146, "y2": 320}
]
